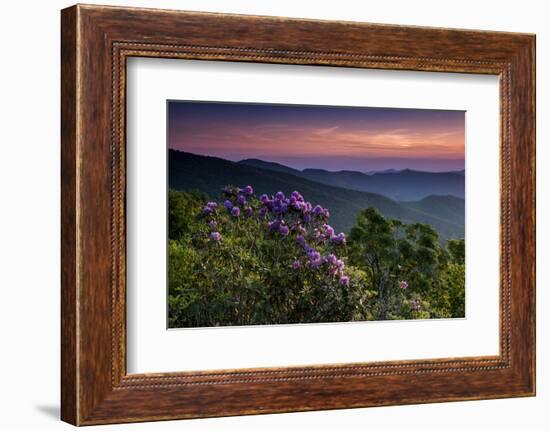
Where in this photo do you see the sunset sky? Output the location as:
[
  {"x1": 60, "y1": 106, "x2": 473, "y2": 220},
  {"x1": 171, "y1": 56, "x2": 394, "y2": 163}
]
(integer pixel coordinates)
[{"x1": 168, "y1": 101, "x2": 465, "y2": 172}]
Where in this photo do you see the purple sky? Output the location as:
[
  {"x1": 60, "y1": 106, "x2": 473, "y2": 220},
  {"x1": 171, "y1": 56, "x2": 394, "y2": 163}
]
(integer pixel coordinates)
[{"x1": 168, "y1": 101, "x2": 465, "y2": 172}]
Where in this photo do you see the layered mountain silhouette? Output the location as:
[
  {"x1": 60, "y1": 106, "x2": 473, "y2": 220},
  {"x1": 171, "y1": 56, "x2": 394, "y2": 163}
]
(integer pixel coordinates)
[
  {"x1": 169, "y1": 150, "x2": 465, "y2": 240},
  {"x1": 238, "y1": 158, "x2": 465, "y2": 201}
]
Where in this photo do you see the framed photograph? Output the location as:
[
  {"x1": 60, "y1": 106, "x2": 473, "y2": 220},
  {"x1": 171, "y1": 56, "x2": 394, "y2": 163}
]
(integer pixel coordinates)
[{"x1": 61, "y1": 4, "x2": 535, "y2": 425}]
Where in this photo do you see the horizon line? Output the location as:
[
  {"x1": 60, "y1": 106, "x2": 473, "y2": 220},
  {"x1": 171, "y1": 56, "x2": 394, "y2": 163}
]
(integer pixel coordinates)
[{"x1": 169, "y1": 149, "x2": 465, "y2": 174}]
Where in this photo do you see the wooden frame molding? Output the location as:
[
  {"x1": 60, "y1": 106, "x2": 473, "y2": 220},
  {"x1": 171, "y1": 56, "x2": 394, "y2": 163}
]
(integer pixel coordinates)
[{"x1": 61, "y1": 4, "x2": 535, "y2": 425}]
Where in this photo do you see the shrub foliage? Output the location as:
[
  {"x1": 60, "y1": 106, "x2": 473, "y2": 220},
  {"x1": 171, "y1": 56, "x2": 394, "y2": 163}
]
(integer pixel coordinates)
[{"x1": 168, "y1": 186, "x2": 465, "y2": 328}]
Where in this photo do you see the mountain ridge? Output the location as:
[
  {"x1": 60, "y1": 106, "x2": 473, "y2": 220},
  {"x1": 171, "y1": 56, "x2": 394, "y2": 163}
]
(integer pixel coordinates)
[
  {"x1": 170, "y1": 150, "x2": 464, "y2": 240},
  {"x1": 238, "y1": 158, "x2": 465, "y2": 201}
]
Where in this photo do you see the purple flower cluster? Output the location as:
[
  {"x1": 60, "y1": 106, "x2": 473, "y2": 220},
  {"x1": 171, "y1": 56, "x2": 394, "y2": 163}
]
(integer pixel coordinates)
[
  {"x1": 279, "y1": 225, "x2": 290, "y2": 236},
  {"x1": 201, "y1": 184, "x2": 350, "y2": 286},
  {"x1": 331, "y1": 232, "x2": 346, "y2": 245},
  {"x1": 204, "y1": 207, "x2": 221, "y2": 243},
  {"x1": 253, "y1": 188, "x2": 349, "y2": 284},
  {"x1": 292, "y1": 244, "x2": 347, "y2": 284},
  {"x1": 410, "y1": 298, "x2": 421, "y2": 311},
  {"x1": 220, "y1": 185, "x2": 257, "y2": 220},
  {"x1": 399, "y1": 280, "x2": 408, "y2": 290},
  {"x1": 258, "y1": 191, "x2": 339, "y2": 234},
  {"x1": 259, "y1": 190, "x2": 313, "y2": 217},
  {"x1": 210, "y1": 231, "x2": 221, "y2": 242},
  {"x1": 202, "y1": 201, "x2": 218, "y2": 215},
  {"x1": 257, "y1": 189, "x2": 349, "y2": 284}
]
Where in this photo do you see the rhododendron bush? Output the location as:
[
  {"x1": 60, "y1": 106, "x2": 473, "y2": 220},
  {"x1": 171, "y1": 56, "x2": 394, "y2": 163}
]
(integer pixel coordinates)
[{"x1": 168, "y1": 186, "x2": 465, "y2": 328}]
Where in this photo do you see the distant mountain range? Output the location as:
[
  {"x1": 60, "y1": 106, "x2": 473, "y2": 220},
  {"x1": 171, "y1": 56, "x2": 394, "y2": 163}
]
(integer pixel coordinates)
[
  {"x1": 364, "y1": 168, "x2": 401, "y2": 175},
  {"x1": 169, "y1": 150, "x2": 464, "y2": 240},
  {"x1": 238, "y1": 159, "x2": 465, "y2": 201}
]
